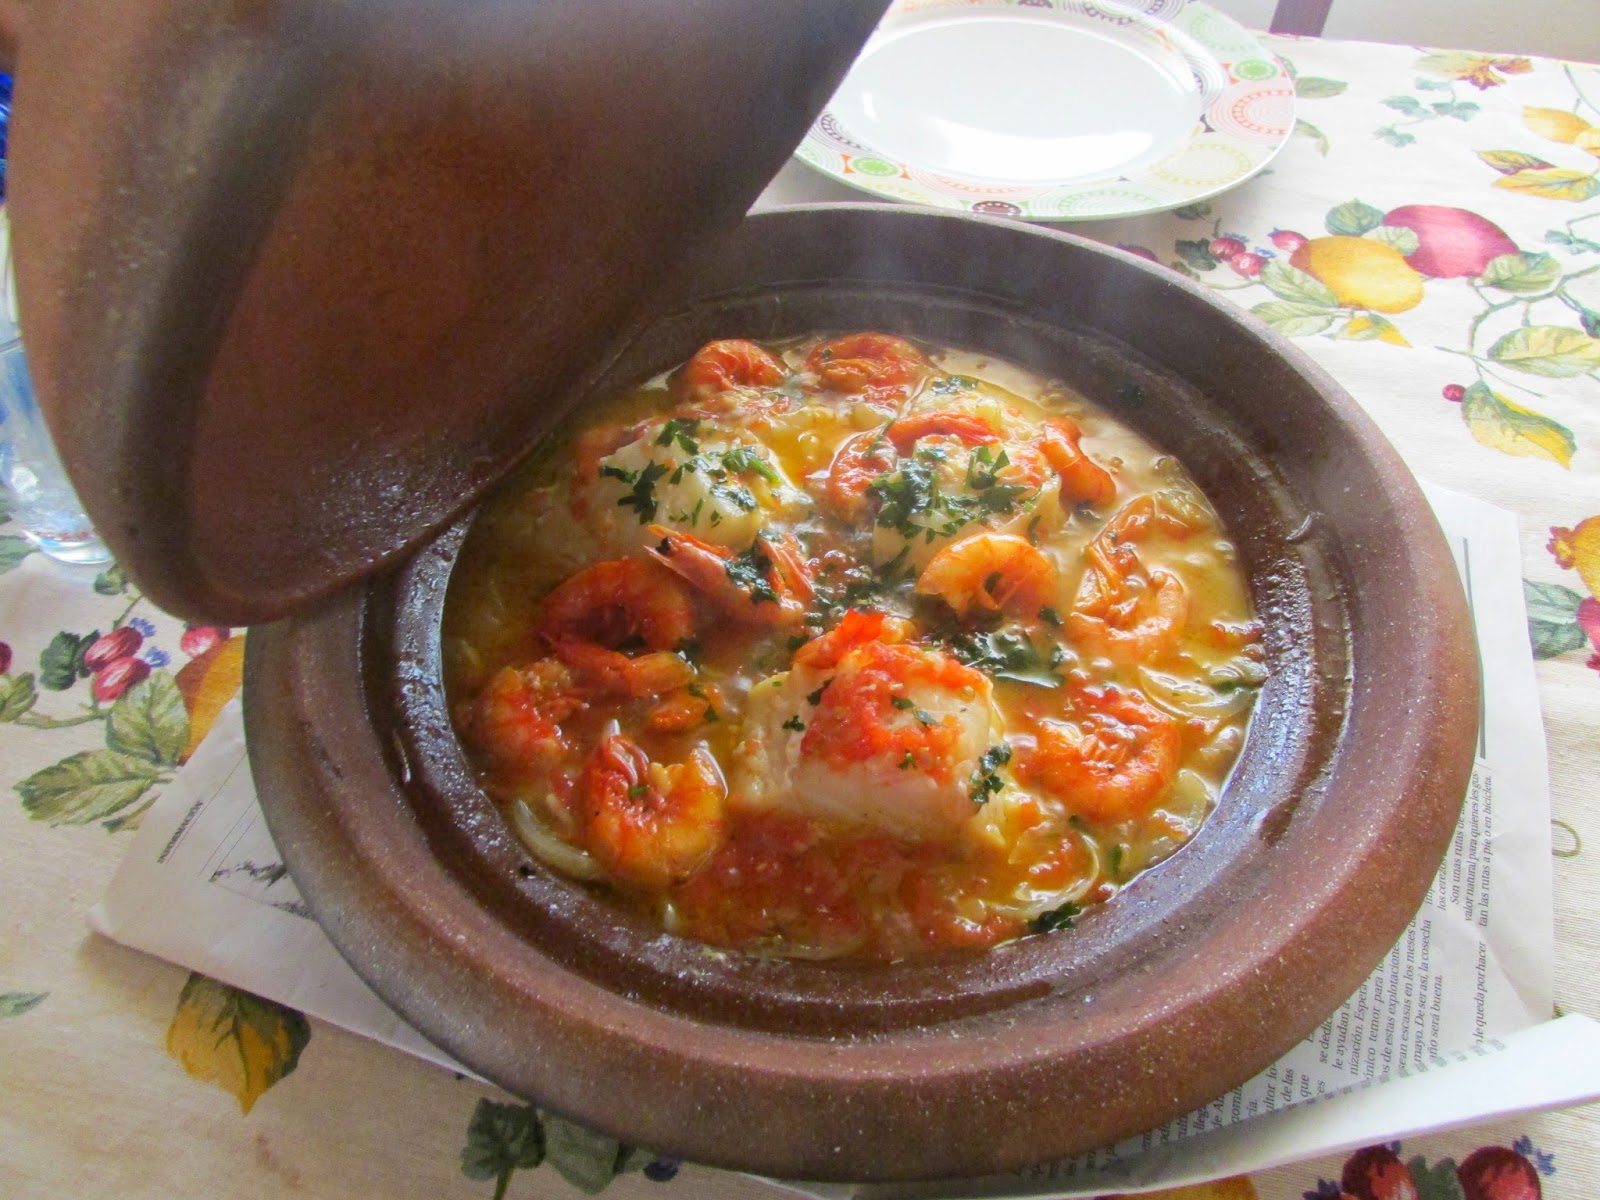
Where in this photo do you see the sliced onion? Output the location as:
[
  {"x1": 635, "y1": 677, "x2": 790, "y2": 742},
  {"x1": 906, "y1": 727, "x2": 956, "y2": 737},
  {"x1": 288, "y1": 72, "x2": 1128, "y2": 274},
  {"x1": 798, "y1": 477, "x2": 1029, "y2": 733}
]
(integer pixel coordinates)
[
  {"x1": 1138, "y1": 666, "x2": 1256, "y2": 719},
  {"x1": 509, "y1": 799, "x2": 606, "y2": 882}
]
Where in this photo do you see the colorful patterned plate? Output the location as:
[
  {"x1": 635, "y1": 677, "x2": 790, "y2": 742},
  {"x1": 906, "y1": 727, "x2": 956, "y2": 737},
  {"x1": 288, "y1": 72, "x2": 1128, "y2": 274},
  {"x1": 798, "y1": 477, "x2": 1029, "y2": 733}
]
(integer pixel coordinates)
[{"x1": 795, "y1": 0, "x2": 1294, "y2": 221}]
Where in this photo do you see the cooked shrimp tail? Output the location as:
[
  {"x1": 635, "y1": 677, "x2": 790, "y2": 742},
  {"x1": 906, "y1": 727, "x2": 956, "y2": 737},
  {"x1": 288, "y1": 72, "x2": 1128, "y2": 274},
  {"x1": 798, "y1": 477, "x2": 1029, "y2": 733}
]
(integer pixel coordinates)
[
  {"x1": 1039, "y1": 419, "x2": 1117, "y2": 508},
  {"x1": 1016, "y1": 686, "x2": 1180, "y2": 822},
  {"x1": 536, "y1": 557, "x2": 698, "y2": 695},
  {"x1": 916, "y1": 532, "x2": 1058, "y2": 621},
  {"x1": 646, "y1": 525, "x2": 812, "y2": 627},
  {"x1": 579, "y1": 734, "x2": 727, "y2": 889}
]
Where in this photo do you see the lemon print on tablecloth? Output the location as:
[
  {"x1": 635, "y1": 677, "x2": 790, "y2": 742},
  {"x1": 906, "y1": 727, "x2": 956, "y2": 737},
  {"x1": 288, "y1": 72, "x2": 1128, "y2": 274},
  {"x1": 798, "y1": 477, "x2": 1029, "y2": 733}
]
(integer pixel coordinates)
[{"x1": 1289, "y1": 236, "x2": 1426, "y2": 313}]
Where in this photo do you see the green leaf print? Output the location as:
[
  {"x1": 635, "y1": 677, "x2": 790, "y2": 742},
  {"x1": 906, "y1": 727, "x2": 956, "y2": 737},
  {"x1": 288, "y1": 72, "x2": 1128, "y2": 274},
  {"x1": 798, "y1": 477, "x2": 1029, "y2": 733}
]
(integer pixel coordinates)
[
  {"x1": 543, "y1": 1113, "x2": 644, "y2": 1195},
  {"x1": 1174, "y1": 238, "x2": 1219, "y2": 272},
  {"x1": 1252, "y1": 301, "x2": 1336, "y2": 337},
  {"x1": 17, "y1": 749, "x2": 162, "y2": 825},
  {"x1": 38, "y1": 630, "x2": 96, "y2": 691},
  {"x1": 1460, "y1": 383, "x2": 1576, "y2": 467},
  {"x1": 1409, "y1": 1154, "x2": 1468, "y2": 1200},
  {"x1": 1294, "y1": 76, "x2": 1347, "y2": 98},
  {"x1": 107, "y1": 671, "x2": 189, "y2": 767},
  {"x1": 1293, "y1": 118, "x2": 1330, "y2": 155},
  {"x1": 0, "y1": 991, "x2": 48, "y2": 1017},
  {"x1": 166, "y1": 974, "x2": 311, "y2": 1114},
  {"x1": 1375, "y1": 126, "x2": 1418, "y2": 148},
  {"x1": 1326, "y1": 199, "x2": 1385, "y2": 236},
  {"x1": 1381, "y1": 95, "x2": 1429, "y2": 118},
  {"x1": 1488, "y1": 326, "x2": 1600, "y2": 377},
  {"x1": 0, "y1": 534, "x2": 33, "y2": 573},
  {"x1": 1259, "y1": 260, "x2": 1341, "y2": 307},
  {"x1": 93, "y1": 564, "x2": 130, "y2": 595},
  {"x1": 1431, "y1": 100, "x2": 1480, "y2": 121},
  {"x1": 462, "y1": 1100, "x2": 545, "y2": 1199},
  {"x1": 1478, "y1": 149, "x2": 1556, "y2": 176},
  {"x1": 1495, "y1": 168, "x2": 1600, "y2": 203},
  {"x1": 0, "y1": 672, "x2": 38, "y2": 722},
  {"x1": 1478, "y1": 251, "x2": 1562, "y2": 293},
  {"x1": 1524, "y1": 579, "x2": 1588, "y2": 658},
  {"x1": 1367, "y1": 225, "x2": 1420, "y2": 255}
]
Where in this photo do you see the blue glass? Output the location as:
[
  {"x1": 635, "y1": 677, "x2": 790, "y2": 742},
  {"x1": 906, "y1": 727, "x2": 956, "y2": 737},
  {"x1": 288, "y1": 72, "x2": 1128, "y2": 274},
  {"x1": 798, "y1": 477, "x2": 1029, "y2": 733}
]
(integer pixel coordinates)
[
  {"x1": 0, "y1": 78, "x2": 109, "y2": 564},
  {"x1": 0, "y1": 332, "x2": 110, "y2": 563}
]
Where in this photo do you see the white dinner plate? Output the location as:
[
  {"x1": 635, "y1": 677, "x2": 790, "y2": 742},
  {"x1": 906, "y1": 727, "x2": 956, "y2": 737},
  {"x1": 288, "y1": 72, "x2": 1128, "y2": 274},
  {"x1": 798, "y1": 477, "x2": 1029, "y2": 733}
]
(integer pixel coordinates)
[{"x1": 795, "y1": 0, "x2": 1294, "y2": 220}]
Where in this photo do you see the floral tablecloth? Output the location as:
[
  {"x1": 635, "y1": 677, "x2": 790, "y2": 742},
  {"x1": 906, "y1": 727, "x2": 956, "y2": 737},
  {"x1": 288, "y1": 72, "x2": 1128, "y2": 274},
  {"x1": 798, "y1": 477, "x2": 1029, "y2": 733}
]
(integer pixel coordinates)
[{"x1": 4, "y1": 28, "x2": 1599, "y2": 1200}]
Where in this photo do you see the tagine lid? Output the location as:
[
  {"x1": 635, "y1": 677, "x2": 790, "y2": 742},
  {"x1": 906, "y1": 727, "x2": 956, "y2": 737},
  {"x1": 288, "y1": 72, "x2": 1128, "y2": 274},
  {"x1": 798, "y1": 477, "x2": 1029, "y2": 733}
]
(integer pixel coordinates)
[{"x1": 7, "y1": 0, "x2": 889, "y2": 624}]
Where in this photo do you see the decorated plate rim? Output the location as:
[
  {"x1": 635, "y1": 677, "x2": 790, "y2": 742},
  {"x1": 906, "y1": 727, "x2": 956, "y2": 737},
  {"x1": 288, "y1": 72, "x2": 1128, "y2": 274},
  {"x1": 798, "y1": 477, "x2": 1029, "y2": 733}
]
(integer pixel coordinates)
[{"x1": 795, "y1": 0, "x2": 1295, "y2": 222}]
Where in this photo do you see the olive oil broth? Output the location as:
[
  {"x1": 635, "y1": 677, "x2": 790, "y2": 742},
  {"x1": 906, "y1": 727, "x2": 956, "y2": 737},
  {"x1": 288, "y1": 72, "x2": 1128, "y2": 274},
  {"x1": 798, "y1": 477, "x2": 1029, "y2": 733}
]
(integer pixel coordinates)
[{"x1": 442, "y1": 333, "x2": 1265, "y2": 961}]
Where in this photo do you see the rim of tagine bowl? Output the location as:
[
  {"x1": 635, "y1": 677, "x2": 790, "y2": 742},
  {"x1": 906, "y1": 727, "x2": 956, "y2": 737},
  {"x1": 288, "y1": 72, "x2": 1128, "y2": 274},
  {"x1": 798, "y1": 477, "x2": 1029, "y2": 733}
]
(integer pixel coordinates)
[{"x1": 241, "y1": 206, "x2": 1479, "y2": 1183}]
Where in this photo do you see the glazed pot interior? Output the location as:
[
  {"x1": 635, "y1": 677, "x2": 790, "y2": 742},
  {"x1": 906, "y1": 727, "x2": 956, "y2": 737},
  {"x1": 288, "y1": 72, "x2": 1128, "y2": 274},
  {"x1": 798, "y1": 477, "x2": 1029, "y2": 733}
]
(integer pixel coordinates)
[
  {"x1": 371, "y1": 281, "x2": 1345, "y2": 1035},
  {"x1": 244, "y1": 207, "x2": 1475, "y2": 1180}
]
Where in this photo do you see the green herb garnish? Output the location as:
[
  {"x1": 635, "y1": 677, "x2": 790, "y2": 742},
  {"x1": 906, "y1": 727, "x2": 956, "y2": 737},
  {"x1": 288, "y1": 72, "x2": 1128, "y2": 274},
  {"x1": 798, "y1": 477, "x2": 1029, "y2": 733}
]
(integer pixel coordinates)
[
  {"x1": 969, "y1": 744, "x2": 1012, "y2": 804},
  {"x1": 724, "y1": 542, "x2": 779, "y2": 606},
  {"x1": 614, "y1": 461, "x2": 669, "y2": 523},
  {"x1": 718, "y1": 445, "x2": 781, "y2": 484},
  {"x1": 656, "y1": 417, "x2": 701, "y2": 454},
  {"x1": 1030, "y1": 901, "x2": 1082, "y2": 934},
  {"x1": 782, "y1": 715, "x2": 807, "y2": 732}
]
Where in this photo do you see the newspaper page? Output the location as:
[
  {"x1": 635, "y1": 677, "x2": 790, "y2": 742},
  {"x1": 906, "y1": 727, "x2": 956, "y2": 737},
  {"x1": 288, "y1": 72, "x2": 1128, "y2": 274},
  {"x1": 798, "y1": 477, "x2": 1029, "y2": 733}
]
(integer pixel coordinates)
[{"x1": 89, "y1": 483, "x2": 1600, "y2": 1195}]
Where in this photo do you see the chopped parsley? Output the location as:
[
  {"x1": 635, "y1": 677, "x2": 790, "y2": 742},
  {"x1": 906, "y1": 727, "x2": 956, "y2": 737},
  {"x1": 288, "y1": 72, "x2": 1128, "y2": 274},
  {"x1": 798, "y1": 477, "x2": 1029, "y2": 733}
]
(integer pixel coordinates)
[
  {"x1": 900, "y1": 751, "x2": 916, "y2": 770},
  {"x1": 610, "y1": 460, "x2": 670, "y2": 524},
  {"x1": 947, "y1": 627, "x2": 1063, "y2": 688},
  {"x1": 866, "y1": 448, "x2": 1035, "y2": 547},
  {"x1": 1039, "y1": 606, "x2": 1062, "y2": 626},
  {"x1": 1030, "y1": 901, "x2": 1082, "y2": 934},
  {"x1": 627, "y1": 784, "x2": 650, "y2": 799},
  {"x1": 655, "y1": 417, "x2": 701, "y2": 454},
  {"x1": 805, "y1": 680, "x2": 832, "y2": 706},
  {"x1": 969, "y1": 744, "x2": 1012, "y2": 804},
  {"x1": 724, "y1": 542, "x2": 779, "y2": 606},
  {"x1": 927, "y1": 374, "x2": 978, "y2": 395},
  {"x1": 709, "y1": 481, "x2": 758, "y2": 512},
  {"x1": 782, "y1": 715, "x2": 807, "y2": 732},
  {"x1": 890, "y1": 696, "x2": 916, "y2": 711},
  {"x1": 718, "y1": 445, "x2": 781, "y2": 484}
]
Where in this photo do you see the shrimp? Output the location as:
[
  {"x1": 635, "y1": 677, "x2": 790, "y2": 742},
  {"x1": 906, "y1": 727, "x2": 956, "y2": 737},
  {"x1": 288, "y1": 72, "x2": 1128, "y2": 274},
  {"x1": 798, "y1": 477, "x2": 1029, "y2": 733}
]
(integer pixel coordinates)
[
  {"x1": 807, "y1": 333, "x2": 930, "y2": 410},
  {"x1": 579, "y1": 734, "x2": 727, "y2": 889},
  {"x1": 1016, "y1": 686, "x2": 1180, "y2": 822},
  {"x1": 1038, "y1": 418, "x2": 1117, "y2": 508},
  {"x1": 823, "y1": 429, "x2": 898, "y2": 520},
  {"x1": 1067, "y1": 493, "x2": 1204, "y2": 664},
  {"x1": 645, "y1": 525, "x2": 813, "y2": 627},
  {"x1": 537, "y1": 558, "x2": 697, "y2": 697},
  {"x1": 645, "y1": 684, "x2": 724, "y2": 733},
  {"x1": 671, "y1": 339, "x2": 787, "y2": 402},
  {"x1": 823, "y1": 411, "x2": 1000, "y2": 520},
  {"x1": 885, "y1": 410, "x2": 998, "y2": 454},
  {"x1": 916, "y1": 532, "x2": 1058, "y2": 620},
  {"x1": 461, "y1": 661, "x2": 584, "y2": 777}
]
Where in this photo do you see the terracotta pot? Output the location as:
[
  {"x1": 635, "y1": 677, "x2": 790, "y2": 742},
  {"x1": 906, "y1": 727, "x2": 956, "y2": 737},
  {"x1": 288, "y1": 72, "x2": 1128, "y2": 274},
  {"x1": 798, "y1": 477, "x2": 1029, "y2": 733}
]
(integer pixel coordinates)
[
  {"x1": 244, "y1": 206, "x2": 1480, "y2": 1181},
  {"x1": 2, "y1": 0, "x2": 891, "y2": 622}
]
